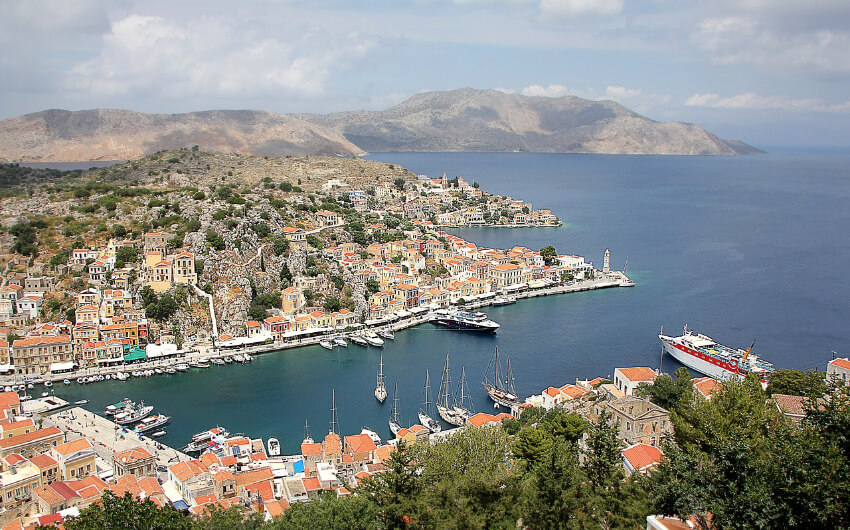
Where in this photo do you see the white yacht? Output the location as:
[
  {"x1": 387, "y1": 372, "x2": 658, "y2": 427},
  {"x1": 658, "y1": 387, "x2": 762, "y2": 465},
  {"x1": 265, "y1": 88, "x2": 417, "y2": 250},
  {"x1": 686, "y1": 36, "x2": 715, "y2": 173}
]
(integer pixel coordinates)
[
  {"x1": 389, "y1": 382, "x2": 402, "y2": 435},
  {"x1": 319, "y1": 340, "x2": 334, "y2": 350},
  {"x1": 267, "y1": 437, "x2": 281, "y2": 457},
  {"x1": 134, "y1": 414, "x2": 169, "y2": 434},
  {"x1": 361, "y1": 427, "x2": 382, "y2": 446},
  {"x1": 418, "y1": 370, "x2": 442, "y2": 433},
  {"x1": 333, "y1": 337, "x2": 348, "y2": 347},
  {"x1": 363, "y1": 331, "x2": 384, "y2": 347},
  {"x1": 378, "y1": 329, "x2": 395, "y2": 340}
]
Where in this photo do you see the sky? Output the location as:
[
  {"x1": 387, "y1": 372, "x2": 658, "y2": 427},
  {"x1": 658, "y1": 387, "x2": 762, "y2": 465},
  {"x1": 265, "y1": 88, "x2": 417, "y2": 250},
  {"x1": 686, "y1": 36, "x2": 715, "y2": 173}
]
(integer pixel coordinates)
[{"x1": 2, "y1": 0, "x2": 849, "y2": 147}]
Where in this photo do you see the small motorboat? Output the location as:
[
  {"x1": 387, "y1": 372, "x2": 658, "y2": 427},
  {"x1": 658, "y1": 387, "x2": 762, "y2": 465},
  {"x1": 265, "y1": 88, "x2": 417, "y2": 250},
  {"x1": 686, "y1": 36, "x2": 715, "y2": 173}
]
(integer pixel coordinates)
[
  {"x1": 378, "y1": 330, "x2": 395, "y2": 340},
  {"x1": 27, "y1": 384, "x2": 33, "y2": 390},
  {"x1": 174, "y1": 364, "x2": 189, "y2": 372},
  {"x1": 319, "y1": 340, "x2": 334, "y2": 350},
  {"x1": 152, "y1": 431, "x2": 167, "y2": 437},
  {"x1": 267, "y1": 437, "x2": 281, "y2": 457},
  {"x1": 44, "y1": 381, "x2": 52, "y2": 388},
  {"x1": 74, "y1": 399, "x2": 89, "y2": 405},
  {"x1": 165, "y1": 367, "x2": 177, "y2": 374},
  {"x1": 363, "y1": 331, "x2": 384, "y2": 347},
  {"x1": 154, "y1": 368, "x2": 163, "y2": 375},
  {"x1": 243, "y1": 354, "x2": 252, "y2": 362},
  {"x1": 350, "y1": 335, "x2": 368, "y2": 347},
  {"x1": 212, "y1": 358, "x2": 225, "y2": 365},
  {"x1": 333, "y1": 337, "x2": 348, "y2": 347},
  {"x1": 41, "y1": 392, "x2": 49, "y2": 397},
  {"x1": 224, "y1": 357, "x2": 233, "y2": 364},
  {"x1": 63, "y1": 379, "x2": 71, "y2": 385},
  {"x1": 10, "y1": 385, "x2": 17, "y2": 392}
]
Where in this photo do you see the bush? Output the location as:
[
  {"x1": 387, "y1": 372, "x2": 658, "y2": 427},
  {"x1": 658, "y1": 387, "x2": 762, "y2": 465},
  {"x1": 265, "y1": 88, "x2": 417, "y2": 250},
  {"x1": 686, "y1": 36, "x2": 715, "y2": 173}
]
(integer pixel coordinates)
[
  {"x1": 192, "y1": 191, "x2": 206, "y2": 200},
  {"x1": 205, "y1": 230, "x2": 225, "y2": 251}
]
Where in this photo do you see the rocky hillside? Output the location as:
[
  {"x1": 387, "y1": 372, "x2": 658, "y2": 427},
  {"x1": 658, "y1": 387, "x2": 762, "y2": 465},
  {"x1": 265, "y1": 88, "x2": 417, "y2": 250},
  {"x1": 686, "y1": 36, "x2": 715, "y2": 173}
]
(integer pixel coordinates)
[
  {"x1": 300, "y1": 88, "x2": 762, "y2": 155},
  {"x1": 0, "y1": 109, "x2": 365, "y2": 162}
]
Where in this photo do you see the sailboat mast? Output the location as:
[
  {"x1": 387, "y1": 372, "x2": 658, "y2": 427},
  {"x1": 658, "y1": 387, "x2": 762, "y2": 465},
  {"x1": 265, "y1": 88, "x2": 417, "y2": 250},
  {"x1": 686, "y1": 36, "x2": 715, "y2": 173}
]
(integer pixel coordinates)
[
  {"x1": 392, "y1": 382, "x2": 399, "y2": 423},
  {"x1": 505, "y1": 356, "x2": 516, "y2": 395},
  {"x1": 459, "y1": 366, "x2": 467, "y2": 408},
  {"x1": 304, "y1": 419, "x2": 311, "y2": 441},
  {"x1": 423, "y1": 370, "x2": 431, "y2": 413},
  {"x1": 330, "y1": 389, "x2": 338, "y2": 434},
  {"x1": 378, "y1": 352, "x2": 384, "y2": 386},
  {"x1": 494, "y1": 347, "x2": 500, "y2": 391}
]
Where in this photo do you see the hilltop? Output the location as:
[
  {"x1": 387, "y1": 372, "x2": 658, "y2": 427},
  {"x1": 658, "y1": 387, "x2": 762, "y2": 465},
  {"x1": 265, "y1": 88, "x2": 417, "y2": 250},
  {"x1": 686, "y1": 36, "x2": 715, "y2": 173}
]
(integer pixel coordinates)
[
  {"x1": 0, "y1": 89, "x2": 762, "y2": 162},
  {"x1": 0, "y1": 109, "x2": 364, "y2": 163},
  {"x1": 300, "y1": 88, "x2": 762, "y2": 155}
]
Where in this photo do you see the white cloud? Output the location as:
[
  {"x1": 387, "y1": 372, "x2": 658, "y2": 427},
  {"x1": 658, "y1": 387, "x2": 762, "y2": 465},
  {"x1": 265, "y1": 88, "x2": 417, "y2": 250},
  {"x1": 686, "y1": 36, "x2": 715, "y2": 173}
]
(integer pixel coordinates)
[
  {"x1": 65, "y1": 14, "x2": 377, "y2": 99},
  {"x1": 539, "y1": 0, "x2": 624, "y2": 17},
  {"x1": 692, "y1": 15, "x2": 850, "y2": 73},
  {"x1": 684, "y1": 92, "x2": 850, "y2": 112},
  {"x1": 521, "y1": 84, "x2": 570, "y2": 97}
]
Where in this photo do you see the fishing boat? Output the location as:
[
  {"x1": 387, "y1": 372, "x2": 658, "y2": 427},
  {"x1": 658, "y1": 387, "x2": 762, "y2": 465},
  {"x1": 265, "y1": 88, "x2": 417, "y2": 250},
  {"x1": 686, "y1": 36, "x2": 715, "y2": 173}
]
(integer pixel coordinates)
[
  {"x1": 375, "y1": 352, "x2": 387, "y2": 403},
  {"x1": 44, "y1": 381, "x2": 52, "y2": 387},
  {"x1": 431, "y1": 309, "x2": 500, "y2": 333},
  {"x1": 174, "y1": 363, "x2": 189, "y2": 372},
  {"x1": 105, "y1": 398, "x2": 134, "y2": 416},
  {"x1": 185, "y1": 426, "x2": 229, "y2": 452},
  {"x1": 152, "y1": 431, "x2": 167, "y2": 437},
  {"x1": 350, "y1": 335, "x2": 369, "y2": 347},
  {"x1": 659, "y1": 325, "x2": 774, "y2": 382},
  {"x1": 389, "y1": 382, "x2": 402, "y2": 435},
  {"x1": 378, "y1": 329, "x2": 395, "y2": 340},
  {"x1": 333, "y1": 337, "x2": 348, "y2": 347},
  {"x1": 115, "y1": 403, "x2": 154, "y2": 425},
  {"x1": 363, "y1": 331, "x2": 384, "y2": 347},
  {"x1": 418, "y1": 370, "x2": 442, "y2": 433},
  {"x1": 212, "y1": 358, "x2": 225, "y2": 365},
  {"x1": 319, "y1": 339, "x2": 334, "y2": 350},
  {"x1": 437, "y1": 353, "x2": 465, "y2": 426},
  {"x1": 267, "y1": 437, "x2": 281, "y2": 457},
  {"x1": 483, "y1": 347, "x2": 521, "y2": 408},
  {"x1": 361, "y1": 427, "x2": 382, "y2": 446},
  {"x1": 134, "y1": 414, "x2": 170, "y2": 434},
  {"x1": 41, "y1": 392, "x2": 48, "y2": 397}
]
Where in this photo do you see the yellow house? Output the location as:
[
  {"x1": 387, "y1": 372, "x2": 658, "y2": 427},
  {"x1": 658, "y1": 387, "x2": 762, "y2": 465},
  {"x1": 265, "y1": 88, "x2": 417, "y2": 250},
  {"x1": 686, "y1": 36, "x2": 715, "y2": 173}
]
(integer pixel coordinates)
[
  {"x1": 148, "y1": 260, "x2": 173, "y2": 293},
  {"x1": 0, "y1": 456, "x2": 41, "y2": 512},
  {"x1": 0, "y1": 427, "x2": 63, "y2": 459},
  {"x1": 292, "y1": 315, "x2": 312, "y2": 332},
  {"x1": 394, "y1": 428, "x2": 418, "y2": 446},
  {"x1": 172, "y1": 252, "x2": 197, "y2": 285},
  {"x1": 74, "y1": 305, "x2": 99, "y2": 325},
  {"x1": 0, "y1": 418, "x2": 34, "y2": 439},
  {"x1": 50, "y1": 438, "x2": 96, "y2": 481},
  {"x1": 309, "y1": 311, "x2": 333, "y2": 329}
]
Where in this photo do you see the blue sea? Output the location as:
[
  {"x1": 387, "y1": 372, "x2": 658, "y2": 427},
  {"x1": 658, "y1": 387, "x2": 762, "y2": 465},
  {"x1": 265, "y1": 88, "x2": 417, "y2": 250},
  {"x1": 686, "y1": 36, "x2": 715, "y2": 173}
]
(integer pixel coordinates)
[{"x1": 53, "y1": 150, "x2": 850, "y2": 454}]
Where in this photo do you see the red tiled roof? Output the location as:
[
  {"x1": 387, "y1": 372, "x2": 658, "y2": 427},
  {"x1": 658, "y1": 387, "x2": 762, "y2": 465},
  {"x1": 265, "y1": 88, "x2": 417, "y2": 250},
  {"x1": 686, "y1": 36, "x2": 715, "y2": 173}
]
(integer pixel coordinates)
[
  {"x1": 830, "y1": 357, "x2": 850, "y2": 370},
  {"x1": 0, "y1": 427, "x2": 62, "y2": 449},
  {"x1": 616, "y1": 367, "x2": 658, "y2": 382},
  {"x1": 622, "y1": 443, "x2": 664, "y2": 472}
]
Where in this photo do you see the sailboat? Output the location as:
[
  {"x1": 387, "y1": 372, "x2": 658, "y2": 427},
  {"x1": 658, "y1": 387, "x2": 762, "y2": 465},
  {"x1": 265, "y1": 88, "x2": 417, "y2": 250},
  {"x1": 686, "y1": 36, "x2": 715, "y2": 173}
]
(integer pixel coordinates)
[
  {"x1": 453, "y1": 365, "x2": 474, "y2": 423},
  {"x1": 302, "y1": 419, "x2": 314, "y2": 445},
  {"x1": 375, "y1": 352, "x2": 387, "y2": 403},
  {"x1": 418, "y1": 370, "x2": 442, "y2": 433},
  {"x1": 389, "y1": 382, "x2": 402, "y2": 436},
  {"x1": 483, "y1": 347, "x2": 521, "y2": 408},
  {"x1": 437, "y1": 353, "x2": 465, "y2": 426}
]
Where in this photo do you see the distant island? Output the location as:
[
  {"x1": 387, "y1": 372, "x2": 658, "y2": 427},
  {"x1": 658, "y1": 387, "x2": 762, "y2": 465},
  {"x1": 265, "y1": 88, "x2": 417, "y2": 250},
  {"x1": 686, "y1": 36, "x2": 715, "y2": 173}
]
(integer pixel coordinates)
[{"x1": 0, "y1": 89, "x2": 762, "y2": 162}]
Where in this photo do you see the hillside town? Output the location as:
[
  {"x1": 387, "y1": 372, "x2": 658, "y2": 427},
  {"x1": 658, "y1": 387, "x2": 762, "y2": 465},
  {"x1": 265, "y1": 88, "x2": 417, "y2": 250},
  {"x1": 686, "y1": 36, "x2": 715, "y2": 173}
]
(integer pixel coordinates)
[{"x1": 0, "y1": 152, "x2": 596, "y2": 379}]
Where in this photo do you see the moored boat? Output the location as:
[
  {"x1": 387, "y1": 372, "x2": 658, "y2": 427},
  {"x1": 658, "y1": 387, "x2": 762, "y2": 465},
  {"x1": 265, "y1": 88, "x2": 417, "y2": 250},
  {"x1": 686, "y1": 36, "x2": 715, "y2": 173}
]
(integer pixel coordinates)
[
  {"x1": 437, "y1": 353, "x2": 466, "y2": 426},
  {"x1": 361, "y1": 427, "x2": 382, "y2": 446},
  {"x1": 378, "y1": 329, "x2": 394, "y2": 340},
  {"x1": 659, "y1": 325, "x2": 774, "y2": 382},
  {"x1": 431, "y1": 309, "x2": 500, "y2": 333},
  {"x1": 152, "y1": 431, "x2": 167, "y2": 437},
  {"x1": 319, "y1": 340, "x2": 334, "y2": 350},
  {"x1": 350, "y1": 335, "x2": 369, "y2": 347},
  {"x1": 389, "y1": 383, "x2": 402, "y2": 435},
  {"x1": 363, "y1": 331, "x2": 384, "y2": 347},
  {"x1": 492, "y1": 296, "x2": 515, "y2": 306},
  {"x1": 483, "y1": 347, "x2": 521, "y2": 408},
  {"x1": 418, "y1": 369, "x2": 441, "y2": 433},
  {"x1": 267, "y1": 437, "x2": 281, "y2": 457},
  {"x1": 333, "y1": 337, "x2": 348, "y2": 347},
  {"x1": 375, "y1": 352, "x2": 388, "y2": 403},
  {"x1": 115, "y1": 404, "x2": 154, "y2": 425},
  {"x1": 105, "y1": 398, "x2": 134, "y2": 416},
  {"x1": 134, "y1": 414, "x2": 170, "y2": 433}
]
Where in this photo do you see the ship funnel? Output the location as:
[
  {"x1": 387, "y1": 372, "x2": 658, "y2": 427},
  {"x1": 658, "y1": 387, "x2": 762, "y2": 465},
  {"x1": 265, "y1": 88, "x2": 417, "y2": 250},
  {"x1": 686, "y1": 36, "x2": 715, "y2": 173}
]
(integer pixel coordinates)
[{"x1": 742, "y1": 341, "x2": 755, "y2": 360}]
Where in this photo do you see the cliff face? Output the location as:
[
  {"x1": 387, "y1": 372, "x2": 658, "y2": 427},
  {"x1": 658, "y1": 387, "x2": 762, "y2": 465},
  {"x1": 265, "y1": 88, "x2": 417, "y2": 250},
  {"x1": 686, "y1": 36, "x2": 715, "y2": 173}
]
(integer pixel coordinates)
[
  {"x1": 300, "y1": 88, "x2": 762, "y2": 155},
  {"x1": 0, "y1": 89, "x2": 762, "y2": 162},
  {"x1": 0, "y1": 109, "x2": 365, "y2": 162}
]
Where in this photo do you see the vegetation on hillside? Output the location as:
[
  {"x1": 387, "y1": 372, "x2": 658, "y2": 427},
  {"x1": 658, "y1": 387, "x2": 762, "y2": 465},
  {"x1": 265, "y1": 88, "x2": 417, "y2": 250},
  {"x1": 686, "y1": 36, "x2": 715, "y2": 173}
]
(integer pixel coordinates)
[{"x1": 62, "y1": 375, "x2": 850, "y2": 529}]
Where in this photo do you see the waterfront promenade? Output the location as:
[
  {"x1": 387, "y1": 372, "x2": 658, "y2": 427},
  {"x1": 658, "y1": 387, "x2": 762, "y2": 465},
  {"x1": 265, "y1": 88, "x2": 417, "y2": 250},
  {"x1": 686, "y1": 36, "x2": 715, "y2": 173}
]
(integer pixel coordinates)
[
  {"x1": 43, "y1": 406, "x2": 191, "y2": 469},
  {"x1": 1, "y1": 276, "x2": 626, "y2": 386}
]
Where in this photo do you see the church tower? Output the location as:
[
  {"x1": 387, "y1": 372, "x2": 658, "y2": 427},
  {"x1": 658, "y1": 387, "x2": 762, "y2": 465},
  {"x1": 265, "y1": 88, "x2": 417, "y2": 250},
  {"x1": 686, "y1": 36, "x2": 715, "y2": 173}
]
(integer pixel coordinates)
[{"x1": 603, "y1": 248, "x2": 611, "y2": 274}]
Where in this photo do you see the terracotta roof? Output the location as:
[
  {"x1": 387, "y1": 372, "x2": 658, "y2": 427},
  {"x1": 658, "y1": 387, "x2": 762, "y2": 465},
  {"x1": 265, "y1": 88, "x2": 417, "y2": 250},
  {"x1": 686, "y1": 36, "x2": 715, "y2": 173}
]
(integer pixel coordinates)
[
  {"x1": 0, "y1": 427, "x2": 62, "y2": 449},
  {"x1": 114, "y1": 446, "x2": 153, "y2": 463},
  {"x1": 409, "y1": 424, "x2": 428, "y2": 433},
  {"x1": 773, "y1": 394, "x2": 809, "y2": 417},
  {"x1": 622, "y1": 443, "x2": 664, "y2": 472},
  {"x1": 3, "y1": 453, "x2": 25, "y2": 466},
  {"x1": 616, "y1": 367, "x2": 658, "y2": 382},
  {"x1": 544, "y1": 387, "x2": 560, "y2": 398},
  {"x1": 301, "y1": 442, "x2": 322, "y2": 456},
  {"x1": 466, "y1": 412, "x2": 500, "y2": 428},
  {"x1": 244, "y1": 480, "x2": 275, "y2": 502},
  {"x1": 559, "y1": 384, "x2": 589, "y2": 399},
  {"x1": 264, "y1": 499, "x2": 291, "y2": 518},
  {"x1": 322, "y1": 433, "x2": 341, "y2": 455},
  {"x1": 52, "y1": 438, "x2": 93, "y2": 456},
  {"x1": 302, "y1": 476, "x2": 322, "y2": 491},
  {"x1": 830, "y1": 357, "x2": 850, "y2": 370},
  {"x1": 32, "y1": 485, "x2": 64, "y2": 505},
  {"x1": 199, "y1": 452, "x2": 220, "y2": 467},
  {"x1": 12, "y1": 336, "x2": 71, "y2": 347},
  {"x1": 211, "y1": 468, "x2": 235, "y2": 483},
  {"x1": 30, "y1": 454, "x2": 58, "y2": 469},
  {"x1": 692, "y1": 377, "x2": 723, "y2": 399},
  {"x1": 235, "y1": 467, "x2": 273, "y2": 487}
]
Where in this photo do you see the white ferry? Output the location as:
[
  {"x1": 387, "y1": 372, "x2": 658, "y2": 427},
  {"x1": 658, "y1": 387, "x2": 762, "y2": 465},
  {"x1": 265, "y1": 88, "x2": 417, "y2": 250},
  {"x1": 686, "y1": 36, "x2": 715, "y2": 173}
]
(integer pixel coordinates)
[
  {"x1": 659, "y1": 325, "x2": 774, "y2": 382},
  {"x1": 432, "y1": 309, "x2": 500, "y2": 333}
]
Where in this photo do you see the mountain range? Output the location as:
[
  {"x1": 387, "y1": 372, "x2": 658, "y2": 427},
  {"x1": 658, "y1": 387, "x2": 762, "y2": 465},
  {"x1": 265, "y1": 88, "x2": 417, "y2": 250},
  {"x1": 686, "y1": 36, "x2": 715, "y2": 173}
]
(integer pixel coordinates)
[{"x1": 0, "y1": 89, "x2": 761, "y2": 162}]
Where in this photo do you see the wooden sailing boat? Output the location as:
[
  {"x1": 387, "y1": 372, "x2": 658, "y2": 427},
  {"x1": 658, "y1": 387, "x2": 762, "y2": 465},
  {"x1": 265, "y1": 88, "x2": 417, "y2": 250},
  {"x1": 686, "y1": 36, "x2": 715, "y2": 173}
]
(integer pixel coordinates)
[
  {"x1": 483, "y1": 347, "x2": 521, "y2": 408},
  {"x1": 453, "y1": 365, "x2": 473, "y2": 422},
  {"x1": 375, "y1": 352, "x2": 387, "y2": 403},
  {"x1": 418, "y1": 370, "x2": 441, "y2": 433}
]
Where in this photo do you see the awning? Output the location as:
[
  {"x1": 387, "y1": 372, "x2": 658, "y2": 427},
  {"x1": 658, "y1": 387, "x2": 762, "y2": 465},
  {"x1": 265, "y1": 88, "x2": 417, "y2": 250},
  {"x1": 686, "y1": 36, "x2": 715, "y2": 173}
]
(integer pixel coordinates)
[
  {"x1": 0, "y1": 364, "x2": 14, "y2": 373},
  {"x1": 146, "y1": 343, "x2": 178, "y2": 358},
  {"x1": 123, "y1": 348, "x2": 146, "y2": 362},
  {"x1": 410, "y1": 306, "x2": 429, "y2": 314},
  {"x1": 49, "y1": 362, "x2": 75, "y2": 373},
  {"x1": 395, "y1": 310, "x2": 413, "y2": 318},
  {"x1": 98, "y1": 357, "x2": 124, "y2": 364}
]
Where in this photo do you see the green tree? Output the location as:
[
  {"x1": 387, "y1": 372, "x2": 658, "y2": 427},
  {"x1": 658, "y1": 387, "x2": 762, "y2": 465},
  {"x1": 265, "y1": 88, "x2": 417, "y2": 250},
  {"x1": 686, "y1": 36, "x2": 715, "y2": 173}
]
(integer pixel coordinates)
[
  {"x1": 582, "y1": 411, "x2": 622, "y2": 488},
  {"x1": 636, "y1": 367, "x2": 693, "y2": 413},
  {"x1": 767, "y1": 368, "x2": 827, "y2": 397},
  {"x1": 514, "y1": 427, "x2": 553, "y2": 465},
  {"x1": 323, "y1": 296, "x2": 341, "y2": 312},
  {"x1": 272, "y1": 235, "x2": 290, "y2": 256},
  {"x1": 367, "y1": 279, "x2": 380, "y2": 294},
  {"x1": 360, "y1": 443, "x2": 423, "y2": 528},
  {"x1": 9, "y1": 221, "x2": 37, "y2": 256},
  {"x1": 393, "y1": 178, "x2": 405, "y2": 191},
  {"x1": 64, "y1": 491, "x2": 193, "y2": 529},
  {"x1": 273, "y1": 493, "x2": 378, "y2": 529},
  {"x1": 539, "y1": 245, "x2": 558, "y2": 266}
]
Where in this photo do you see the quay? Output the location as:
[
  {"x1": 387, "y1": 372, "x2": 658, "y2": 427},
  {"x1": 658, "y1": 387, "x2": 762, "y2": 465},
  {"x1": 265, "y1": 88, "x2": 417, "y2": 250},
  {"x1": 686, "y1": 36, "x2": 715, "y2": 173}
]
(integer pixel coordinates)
[
  {"x1": 0, "y1": 276, "x2": 627, "y2": 387},
  {"x1": 41, "y1": 403, "x2": 191, "y2": 472}
]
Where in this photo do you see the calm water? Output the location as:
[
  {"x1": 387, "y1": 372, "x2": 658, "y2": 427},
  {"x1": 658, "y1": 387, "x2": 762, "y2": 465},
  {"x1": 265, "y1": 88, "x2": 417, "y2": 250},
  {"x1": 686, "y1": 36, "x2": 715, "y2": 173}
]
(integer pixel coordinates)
[{"x1": 55, "y1": 151, "x2": 850, "y2": 454}]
